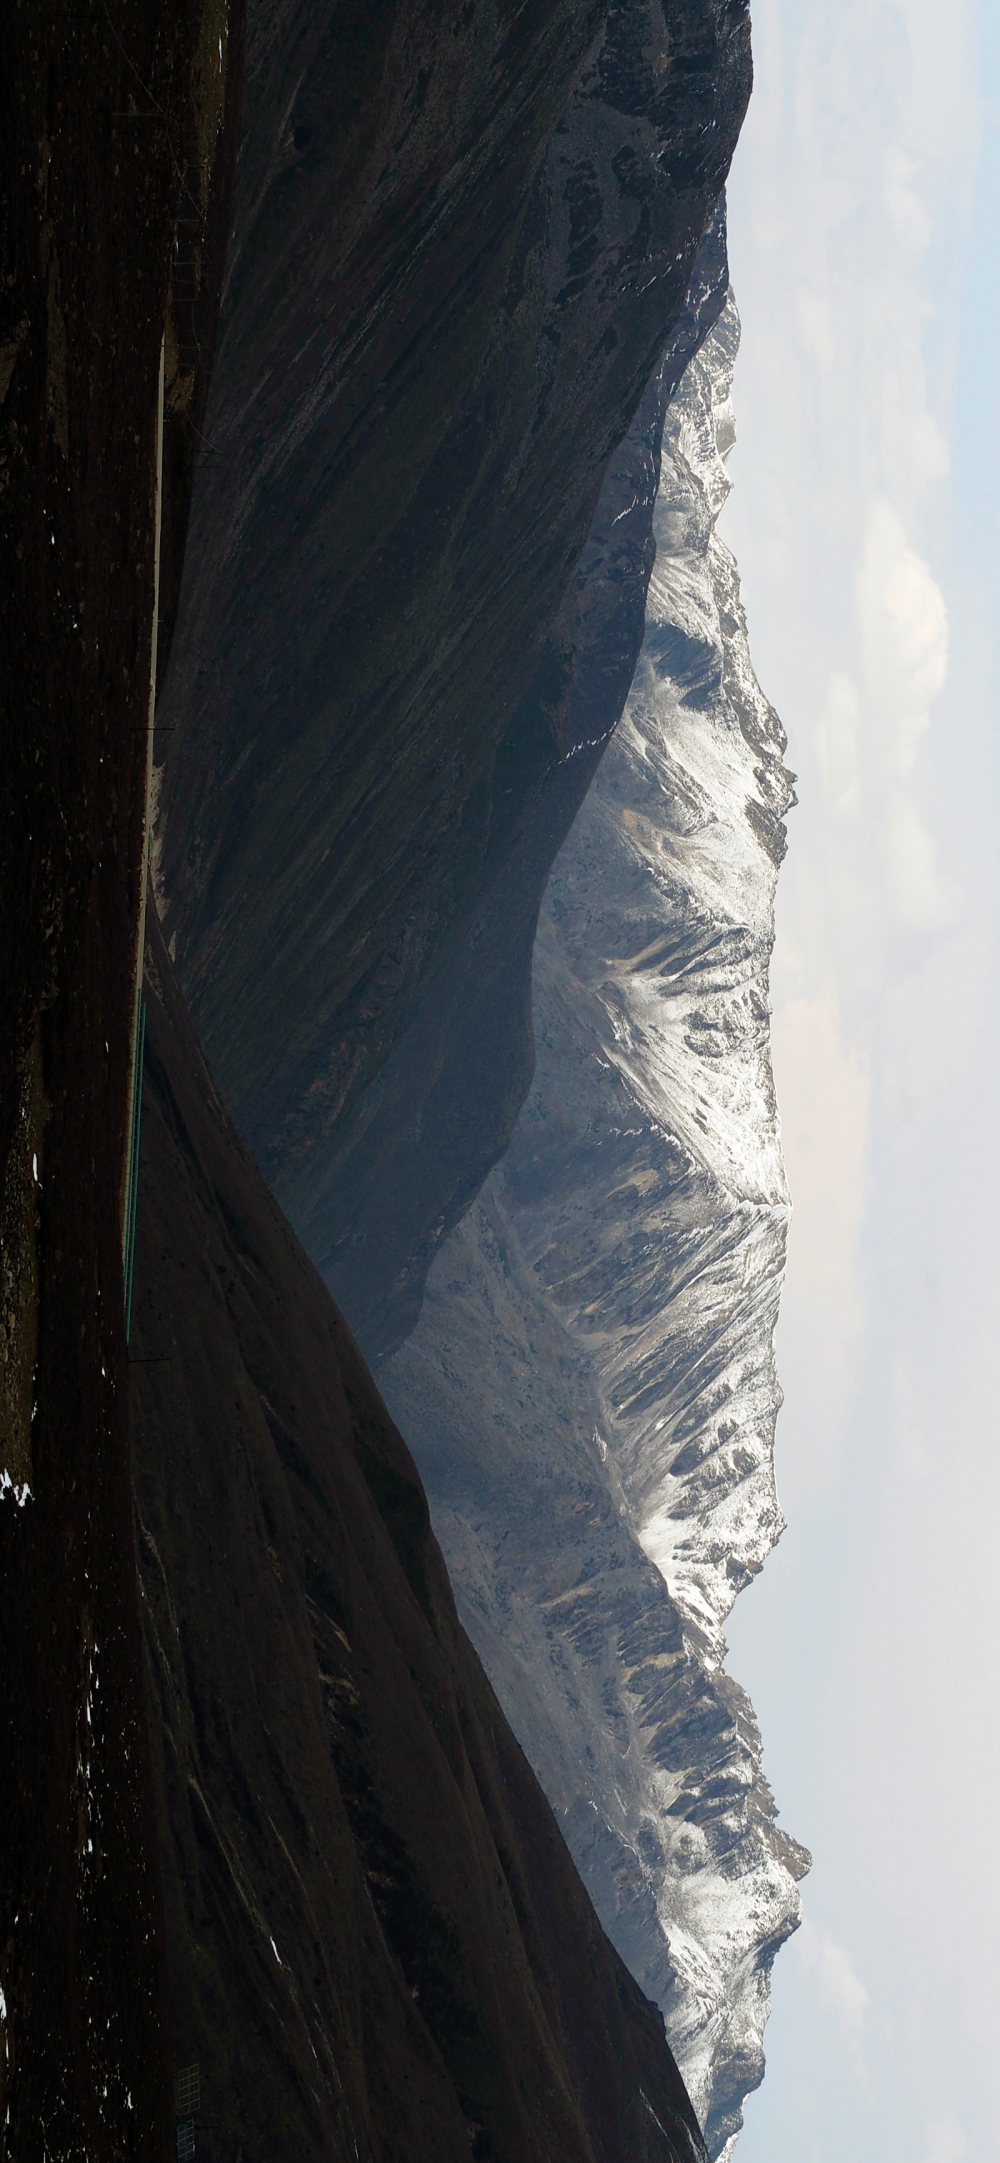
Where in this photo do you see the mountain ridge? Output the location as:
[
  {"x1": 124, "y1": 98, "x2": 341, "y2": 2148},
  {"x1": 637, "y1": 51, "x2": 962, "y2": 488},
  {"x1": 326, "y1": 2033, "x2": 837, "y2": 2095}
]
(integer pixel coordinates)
[
  {"x1": 382, "y1": 293, "x2": 807, "y2": 2161},
  {"x1": 153, "y1": 0, "x2": 753, "y2": 1352}
]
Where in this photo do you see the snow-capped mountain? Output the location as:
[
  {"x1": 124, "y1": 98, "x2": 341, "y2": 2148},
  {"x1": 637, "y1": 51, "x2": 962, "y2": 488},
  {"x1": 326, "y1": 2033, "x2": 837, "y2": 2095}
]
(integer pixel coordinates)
[{"x1": 382, "y1": 293, "x2": 808, "y2": 2161}]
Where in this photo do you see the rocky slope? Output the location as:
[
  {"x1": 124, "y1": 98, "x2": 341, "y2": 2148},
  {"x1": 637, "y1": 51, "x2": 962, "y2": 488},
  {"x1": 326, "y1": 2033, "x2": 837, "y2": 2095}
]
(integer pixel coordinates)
[
  {"x1": 153, "y1": 0, "x2": 753, "y2": 1351},
  {"x1": 382, "y1": 295, "x2": 808, "y2": 2161},
  {"x1": 129, "y1": 904, "x2": 709, "y2": 2163}
]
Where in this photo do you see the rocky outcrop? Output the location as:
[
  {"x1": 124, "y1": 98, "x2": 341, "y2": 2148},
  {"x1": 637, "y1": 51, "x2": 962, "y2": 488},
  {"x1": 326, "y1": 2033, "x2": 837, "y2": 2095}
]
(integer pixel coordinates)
[
  {"x1": 129, "y1": 904, "x2": 709, "y2": 2163},
  {"x1": 153, "y1": 0, "x2": 753, "y2": 1350},
  {"x1": 382, "y1": 296, "x2": 807, "y2": 2161}
]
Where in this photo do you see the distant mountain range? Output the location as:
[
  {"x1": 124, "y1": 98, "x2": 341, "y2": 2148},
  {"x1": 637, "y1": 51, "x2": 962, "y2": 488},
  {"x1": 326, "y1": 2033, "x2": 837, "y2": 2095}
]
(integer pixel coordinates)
[
  {"x1": 381, "y1": 294, "x2": 808, "y2": 2160},
  {"x1": 2, "y1": 1, "x2": 812, "y2": 2153},
  {"x1": 143, "y1": 5, "x2": 800, "y2": 2148}
]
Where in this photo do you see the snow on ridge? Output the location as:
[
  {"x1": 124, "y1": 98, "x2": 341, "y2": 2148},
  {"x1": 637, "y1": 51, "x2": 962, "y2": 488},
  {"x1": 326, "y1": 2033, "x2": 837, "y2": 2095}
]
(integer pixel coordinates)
[
  {"x1": 490, "y1": 293, "x2": 806, "y2": 2150},
  {"x1": 383, "y1": 293, "x2": 808, "y2": 2163},
  {"x1": 516, "y1": 291, "x2": 794, "y2": 1660}
]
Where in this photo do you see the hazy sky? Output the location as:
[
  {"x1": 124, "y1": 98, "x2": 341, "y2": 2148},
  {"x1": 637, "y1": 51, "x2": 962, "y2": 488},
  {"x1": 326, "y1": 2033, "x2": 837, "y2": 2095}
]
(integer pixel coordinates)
[{"x1": 718, "y1": 3, "x2": 1000, "y2": 2158}]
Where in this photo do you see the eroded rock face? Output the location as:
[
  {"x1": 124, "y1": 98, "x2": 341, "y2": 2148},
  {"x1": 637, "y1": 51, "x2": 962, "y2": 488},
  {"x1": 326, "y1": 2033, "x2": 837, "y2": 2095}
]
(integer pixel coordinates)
[{"x1": 382, "y1": 297, "x2": 808, "y2": 2161}]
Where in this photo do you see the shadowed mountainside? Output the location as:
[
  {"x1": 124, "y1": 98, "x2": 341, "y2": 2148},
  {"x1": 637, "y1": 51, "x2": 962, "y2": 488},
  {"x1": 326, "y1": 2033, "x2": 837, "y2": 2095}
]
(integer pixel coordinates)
[
  {"x1": 129, "y1": 905, "x2": 709, "y2": 2163},
  {"x1": 285, "y1": 201, "x2": 731, "y2": 1357},
  {"x1": 154, "y1": 0, "x2": 752, "y2": 1352}
]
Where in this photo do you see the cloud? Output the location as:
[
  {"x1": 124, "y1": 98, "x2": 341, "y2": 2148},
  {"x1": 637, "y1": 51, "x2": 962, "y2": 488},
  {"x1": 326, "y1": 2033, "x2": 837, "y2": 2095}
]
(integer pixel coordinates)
[
  {"x1": 814, "y1": 672, "x2": 862, "y2": 818},
  {"x1": 773, "y1": 991, "x2": 868, "y2": 1318},
  {"x1": 924, "y1": 2117, "x2": 967, "y2": 2163},
  {"x1": 883, "y1": 147, "x2": 933, "y2": 250},
  {"x1": 858, "y1": 498, "x2": 948, "y2": 782},
  {"x1": 890, "y1": 1352, "x2": 928, "y2": 1480},
  {"x1": 907, "y1": 409, "x2": 951, "y2": 486},
  {"x1": 770, "y1": 988, "x2": 868, "y2": 1494},
  {"x1": 853, "y1": 499, "x2": 957, "y2": 930},
  {"x1": 794, "y1": 1920, "x2": 869, "y2": 2036},
  {"x1": 795, "y1": 284, "x2": 836, "y2": 376},
  {"x1": 884, "y1": 790, "x2": 959, "y2": 932}
]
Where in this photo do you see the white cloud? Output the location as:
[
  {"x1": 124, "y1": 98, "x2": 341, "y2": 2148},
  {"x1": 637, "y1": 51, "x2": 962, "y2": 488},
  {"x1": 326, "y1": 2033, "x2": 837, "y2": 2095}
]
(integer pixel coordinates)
[
  {"x1": 851, "y1": 499, "x2": 957, "y2": 929},
  {"x1": 890, "y1": 1352, "x2": 928, "y2": 1480},
  {"x1": 770, "y1": 988, "x2": 868, "y2": 1497},
  {"x1": 884, "y1": 789, "x2": 959, "y2": 931},
  {"x1": 883, "y1": 148, "x2": 933, "y2": 250},
  {"x1": 858, "y1": 498, "x2": 948, "y2": 783},
  {"x1": 907, "y1": 409, "x2": 951, "y2": 486},
  {"x1": 795, "y1": 285, "x2": 836, "y2": 376},
  {"x1": 814, "y1": 672, "x2": 861, "y2": 818},
  {"x1": 794, "y1": 1920, "x2": 869, "y2": 2036},
  {"x1": 925, "y1": 2116, "x2": 968, "y2": 2163}
]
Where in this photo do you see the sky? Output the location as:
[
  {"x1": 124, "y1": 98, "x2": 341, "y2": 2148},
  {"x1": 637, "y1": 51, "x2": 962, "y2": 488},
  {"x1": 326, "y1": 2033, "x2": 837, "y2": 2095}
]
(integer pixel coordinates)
[{"x1": 717, "y1": 2, "x2": 1000, "y2": 2158}]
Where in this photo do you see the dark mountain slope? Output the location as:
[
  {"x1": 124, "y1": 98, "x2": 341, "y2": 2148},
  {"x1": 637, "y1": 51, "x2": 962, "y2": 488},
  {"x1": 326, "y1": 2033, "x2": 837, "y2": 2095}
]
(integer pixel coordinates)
[
  {"x1": 284, "y1": 204, "x2": 730, "y2": 1359},
  {"x1": 129, "y1": 903, "x2": 708, "y2": 2163},
  {"x1": 155, "y1": 0, "x2": 751, "y2": 1348},
  {"x1": 0, "y1": 2, "x2": 243, "y2": 2150}
]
